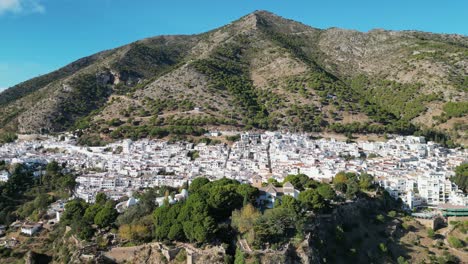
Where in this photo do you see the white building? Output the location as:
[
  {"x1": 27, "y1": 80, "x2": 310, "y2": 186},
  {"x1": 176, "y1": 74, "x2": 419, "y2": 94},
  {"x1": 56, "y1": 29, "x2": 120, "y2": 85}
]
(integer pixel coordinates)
[
  {"x1": 404, "y1": 191, "x2": 424, "y2": 209},
  {"x1": 0, "y1": 170, "x2": 9, "y2": 182},
  {"x1": 257, "y1": 182, "x2": 300, "y2": 209},
  {"x1": 21, "y1": 223, "x2": 42, "y2": 236},
  {"x1": 417, "y1": 172, "x2": 455, "y2": 205}
]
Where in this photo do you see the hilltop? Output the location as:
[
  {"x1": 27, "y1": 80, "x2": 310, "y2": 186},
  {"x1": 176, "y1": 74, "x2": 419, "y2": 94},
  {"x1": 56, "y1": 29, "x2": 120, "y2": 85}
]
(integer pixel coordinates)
[{"x1": 0, "y1": 11, "x2": 466, "y2": 145}]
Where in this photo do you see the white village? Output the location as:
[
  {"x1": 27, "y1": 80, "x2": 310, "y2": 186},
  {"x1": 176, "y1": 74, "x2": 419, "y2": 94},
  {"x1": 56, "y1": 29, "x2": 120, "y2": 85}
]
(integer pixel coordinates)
[{"x1": 0, "y1": 132, "x2": 466, "y2": 212}]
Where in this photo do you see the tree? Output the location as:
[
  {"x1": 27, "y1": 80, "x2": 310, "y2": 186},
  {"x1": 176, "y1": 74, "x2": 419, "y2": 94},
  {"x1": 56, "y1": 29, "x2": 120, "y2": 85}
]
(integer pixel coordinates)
[
  {"x1": 2, "y1": 164, "x2": 34, "y2": 197},
  {"x1": 236, "y1": 184, "x2": 259, "y2": 205},
  {"x1": 61, "y1": 199, "x2": 87, "y2": 225},
  {"x1": 95, "y1": 192, "x2": 108, "y2": 205},
  {"x1": 168, "y1": 223, "x2": 184, "y2": 241},
  {"x1": 452, "y1": 163, "x2": 468, "y2": 193},
  {"x1": 333, "y1": 172, "x2": 347, "y2": 185},
  {"x1": 345, "y1": 172, "x2": 358, "y2": 182},
  {"x1": 46, "y1": 160, "x2": 61, "y2": 175},
  {"x1": 334, "y1": 182, "x2": 347, "y2": 193},
  {"x1": 153, "y1": 205, "x2": 172, "y2": 240},
  {"x1": 94, "y1": 202, "x2": 118, "y2": 228},
  {"x1": 283, "y1": 174, "x2": 315, "y2": 191},
  {"x1": 60, "y1": 174, "x2": 77, "y2": 195},
  {"x1": 234, "y1": 248, "x2": 246, "y2": 264},
  {"x1": 189, "y1": 177, "x2": 210, "y2": 193},
  {"x1": 298, "y1": 189, "x2": 326, "y2": 212},
  {"x1": 83, "y1": 204, "x2": 101, "y2": 224},
  {"x1": 34, "y1": 193, "x2": 50, "y2": 210},
  {"x1": 181, "y1": 194, "x2": 217, "y2": 243},
  {"x1": 207, "y1": 184, "x2": 243, "y2": 219},
  {"x1": 183, "y1": 216, "x2": 216, "y2": 243},
  {"x1": 346, "y1": 180, "x2": 359, "y2": 199},
  {"x1": 253, "y1": 207, "x2": 297, "y2": 246},
  {"x1": 359, "y1": 173, "x2": 374, "y2": 191},
  {"x1": 436, "y1": 251, "x2": 460, "y2": 264},
  {"x1": 232, "y1": 204, "x2": 260, "y2": 234},
  {"x1": 317, "y1": 184, "x2": 335, "y2": 200},
  {"x1": 267, "y1": 177, "x2": 282, "y2": 187},
  {"x1": 74, "y1": 220, "x2": 94, "y2": 240},
  {"x1": 279, "y1": 195, "x2": 302, "y2": 214}
]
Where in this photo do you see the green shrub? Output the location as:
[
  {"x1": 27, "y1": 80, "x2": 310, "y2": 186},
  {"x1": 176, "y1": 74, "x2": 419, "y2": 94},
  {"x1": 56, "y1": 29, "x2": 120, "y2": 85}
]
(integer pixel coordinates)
[
  {"x1": 376, "y1": 214, "x2": 385, "y2": 223},
  {"x1": 447, "y1": 236, "x2": 463, "y2": 248},
  {"x1": 427, "y1": 228, "x2": 435, "y2": 239},
  {"x1": 378, "y1": 243, "x2": 388, "y2": 253},
  {"x1": 0, "y1": 132, "x2": 17, "y2": 144},
  {"x1": 397, "y1": 256, "x2": 409, "y2": 264},
  {"x1": 388, "y1": 211, "x2": 397, "y2": 218}
]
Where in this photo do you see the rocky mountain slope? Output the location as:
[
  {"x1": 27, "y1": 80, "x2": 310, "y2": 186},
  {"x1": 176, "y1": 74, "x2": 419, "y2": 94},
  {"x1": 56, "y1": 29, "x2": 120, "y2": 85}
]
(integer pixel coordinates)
[{"x1": 0, "y1": 11, "x2": 466, "y2": 144}]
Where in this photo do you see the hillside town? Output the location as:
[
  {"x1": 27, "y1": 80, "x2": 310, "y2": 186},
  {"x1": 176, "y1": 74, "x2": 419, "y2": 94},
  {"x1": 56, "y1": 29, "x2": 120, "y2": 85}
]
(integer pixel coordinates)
[{"x1": 0, "y1": 132, "x2": 466, "y2": 209}]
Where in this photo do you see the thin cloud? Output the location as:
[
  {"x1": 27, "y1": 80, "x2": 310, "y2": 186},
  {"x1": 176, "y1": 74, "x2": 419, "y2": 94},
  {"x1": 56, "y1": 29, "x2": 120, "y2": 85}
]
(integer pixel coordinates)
[{"x1": 0, "y1": 0, "x2": 45, "y2": 15}]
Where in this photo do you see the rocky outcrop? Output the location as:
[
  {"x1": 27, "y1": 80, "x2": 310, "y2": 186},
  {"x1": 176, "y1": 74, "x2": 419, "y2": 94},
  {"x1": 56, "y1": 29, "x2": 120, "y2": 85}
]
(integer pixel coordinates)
[{"x1": 103, "y1": 242, "x2": 226, "y2": 264}]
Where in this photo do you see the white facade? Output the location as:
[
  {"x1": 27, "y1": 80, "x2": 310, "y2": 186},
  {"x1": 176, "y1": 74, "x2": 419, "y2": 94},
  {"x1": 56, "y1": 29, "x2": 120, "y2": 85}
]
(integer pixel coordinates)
[
  {"x1": 21, "y1": 223, "x2": 41, "y2": 236},
  {"x1": 417, "y1": 172, "x2": 455, "y2": 205},
  {"x1": 0, "y1": 170, "x2": 9, "y2": 182}
]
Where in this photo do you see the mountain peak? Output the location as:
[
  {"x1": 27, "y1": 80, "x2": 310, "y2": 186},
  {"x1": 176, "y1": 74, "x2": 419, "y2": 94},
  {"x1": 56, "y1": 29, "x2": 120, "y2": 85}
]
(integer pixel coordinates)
[
  {"x1": 251, "y1": 10, "x2": 276, "y2": 16},
  {"x1": 227, "y1": 10, "x2": 282, "y2": 32},
  {"x1": 230, "y1": 10, "x2": 313, "y2": 34},
  {"x1": 249, "y1": 10, "x2": 289, "y2": 22}
]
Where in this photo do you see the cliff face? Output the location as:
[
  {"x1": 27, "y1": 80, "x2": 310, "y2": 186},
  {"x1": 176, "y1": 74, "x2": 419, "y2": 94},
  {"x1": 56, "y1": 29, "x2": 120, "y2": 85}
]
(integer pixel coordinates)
[
  {"x1": 102, "y1": 242, "x2": 226, "y2": 264},
  {"x1": 102, "y1": 241, "x2": 319, "y2": 264},
  {"x1": 1, "y1": 11, "x2": 466, "y2": 144}
]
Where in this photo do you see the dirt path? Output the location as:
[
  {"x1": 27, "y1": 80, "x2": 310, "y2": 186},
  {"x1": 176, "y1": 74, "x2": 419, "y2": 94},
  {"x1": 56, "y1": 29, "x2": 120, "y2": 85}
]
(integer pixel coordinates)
[
  {"x1": 238, "y1": 238, "x2": 252, "y2": 253},
  {"x1": 104, "y1": 245, "x2": 144, "y2": 263}
]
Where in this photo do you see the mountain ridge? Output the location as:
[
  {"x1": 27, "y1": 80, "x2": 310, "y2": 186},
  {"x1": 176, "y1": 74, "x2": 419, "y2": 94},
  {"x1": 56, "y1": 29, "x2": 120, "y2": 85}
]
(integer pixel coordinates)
[{"x1": 0, "y1": 10, "x2": 466, "y2": 145}]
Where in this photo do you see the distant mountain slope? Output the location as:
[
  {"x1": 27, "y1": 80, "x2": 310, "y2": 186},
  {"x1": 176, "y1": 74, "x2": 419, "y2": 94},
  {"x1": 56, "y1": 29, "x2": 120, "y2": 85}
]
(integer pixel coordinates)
[{"x1": 0, "y1": 11, "x2": 466, "y2": 145}]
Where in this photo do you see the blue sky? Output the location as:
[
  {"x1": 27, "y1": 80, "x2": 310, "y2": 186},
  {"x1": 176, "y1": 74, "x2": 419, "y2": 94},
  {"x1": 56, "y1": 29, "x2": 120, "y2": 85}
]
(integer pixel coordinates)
[{"x1": 0, "y1": 0, "x2": 467, "y2": 90}]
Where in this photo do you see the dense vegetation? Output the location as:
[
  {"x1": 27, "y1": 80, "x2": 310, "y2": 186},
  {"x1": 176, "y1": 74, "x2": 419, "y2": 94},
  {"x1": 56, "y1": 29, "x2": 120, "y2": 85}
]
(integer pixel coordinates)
[
  {"x1": 60, "y1": 193, "x2": 119, "y2": 240},
  {"x1": 152, "y1": 178, "x2": 258, "y2": 244},
  {"x1": 442, "y1": 102, "x2": 468, "y2": 119},
  {"x1": 113, "y1": 37, "x2": 193, "y2": 80},
  {"x1": 55, "y1": 172, "x2": 374, "y2": 251},
  {"x1": 452, "y1": 163, "x2": 468, "y2": 193},
  {"x1": 0, "y1": 161, "x2": 76, "y2": 225},
  {"x1": 53, "y1": 73, "x2": 112, "y2": 131},
  {"x1": 0, "y1": 132, "x2": 17, "y2": 144}
]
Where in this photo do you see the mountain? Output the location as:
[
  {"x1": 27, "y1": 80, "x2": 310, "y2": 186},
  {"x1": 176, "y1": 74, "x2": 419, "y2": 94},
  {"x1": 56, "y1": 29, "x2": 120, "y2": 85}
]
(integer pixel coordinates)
[{"x1": 1, "y1": 11, "x2": 466, "y2": 145}]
